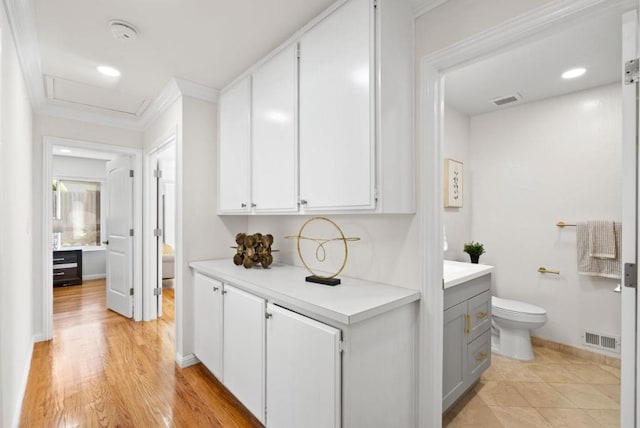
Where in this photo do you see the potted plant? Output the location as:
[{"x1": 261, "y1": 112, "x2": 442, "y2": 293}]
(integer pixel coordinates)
[{"x1": 463, "y1": 241, "x2": 485, "y2": 264}]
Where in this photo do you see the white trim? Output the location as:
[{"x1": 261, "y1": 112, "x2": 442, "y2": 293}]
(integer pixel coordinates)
[
  {"x1": 10, "y1": 340, "x2": 33, "y2": 428},
  {"x1": 3, "y1": 0, "x2": 45, "y2": 108},
  {"x1": 41, "y1": 136, "x2": 144, "y2": 341},
  {"x1": 143, "y1": 129, "x2": 178, "y2": 322},
  {"x1": 413, "y1": 0, "x2": 449, "y2": 18},
  {"x1": 176, "y1": 353, "x2": 200, "y2": 368},
  {"x1": 83, "y1": 274, "x2": 106, "y2": 281},
  {"x1": 174, "y1": 78, "x2": 220, "y2": 103},
  {"x1": 422, "y1": 0, "x2": 637, "y2": 72},
  {"x1": 36, "y1": 103, "x2": 142, "y2": 131},
  {"x1": 416, "y1": 0, "x2": 635, "y2": 424}
]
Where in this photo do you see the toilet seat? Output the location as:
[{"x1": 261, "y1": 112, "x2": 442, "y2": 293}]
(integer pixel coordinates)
[{"x1": 492, "y1": 296, "x2": 547, "y2": 323}]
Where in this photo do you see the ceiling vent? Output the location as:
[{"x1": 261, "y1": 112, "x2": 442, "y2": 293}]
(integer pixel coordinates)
[
  {"x1": 110, "y1": 20, "x2": 138, "y2": 41},
  {"x1": 492, "y1": 93, "x2": 522, "y2": 106}
]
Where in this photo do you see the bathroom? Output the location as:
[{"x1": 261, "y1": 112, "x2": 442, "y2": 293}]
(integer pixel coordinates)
[{"x1": 442, "y1": 9, "x2": 623, "y2": 426}]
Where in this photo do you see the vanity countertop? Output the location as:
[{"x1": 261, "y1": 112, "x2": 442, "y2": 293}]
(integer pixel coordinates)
[
  {"x1": 189, "y1": 259, "x2": 420, "y2": 325},
  {"x1": 444, "y1": 260, "x2": 494, "y2": 289}
]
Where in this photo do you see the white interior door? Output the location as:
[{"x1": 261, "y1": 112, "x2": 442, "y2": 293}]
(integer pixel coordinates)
[
  {"x1": 156, "y1": 158, "x2": 164, "y2": 317},
  {"x1": 105, "y1": 155, "x2": 134, "y2": 318},
  {"x1": 622, "y1": 9, "x2": 640, "y2": 427}
]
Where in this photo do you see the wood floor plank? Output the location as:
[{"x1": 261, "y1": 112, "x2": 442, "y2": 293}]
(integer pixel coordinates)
[{"x1": 20, "y1": 281, "x2": 261, "y2": 427}]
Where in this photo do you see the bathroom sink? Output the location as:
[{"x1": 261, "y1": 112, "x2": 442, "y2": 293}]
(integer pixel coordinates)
[{"x1": 443, "y1": 260, "x2": 494, "y2": 289}]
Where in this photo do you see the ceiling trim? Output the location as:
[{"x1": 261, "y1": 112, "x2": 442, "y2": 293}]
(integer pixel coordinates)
[
  {"x1": 174, "y1": 78, "x2": 220, "y2": 103},
  {"x1": 137, "y1": 79, "x2": 182, "y2": 130},
  {"x1": 3, "y1": 0, "x2": 45, "y2": 107},
  {"x1": 422, "y1": 0, "x2": 636, "y2": 72},
  {"x1": 413, "y1": 0, "x2": 449, "y2": 18}
]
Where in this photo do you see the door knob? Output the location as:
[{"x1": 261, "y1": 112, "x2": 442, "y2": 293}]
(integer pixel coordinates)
[{"x1": 102, "y1": 240, "x2": 109, "y2": 245}]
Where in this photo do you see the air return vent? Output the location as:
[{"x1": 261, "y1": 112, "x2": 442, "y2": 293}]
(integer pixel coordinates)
[
  {"x1": 491, "y1": 93, "x2": 521, "y2": 106},
  {"x1": 582, "y1": 330, "x2": 620, "y2": 354}
]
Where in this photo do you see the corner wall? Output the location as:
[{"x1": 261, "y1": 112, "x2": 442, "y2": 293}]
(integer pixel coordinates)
[
  {"x1": 469, "y1": 83, "x2": 622, "y2": 352},
  {"x1": 0, "y1": 3, "x2": 34, "y2": 426}
]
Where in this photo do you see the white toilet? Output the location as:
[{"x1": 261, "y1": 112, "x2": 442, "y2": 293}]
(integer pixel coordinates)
[{"x1": 491, "y1": 296, "x2": 547, "y2": 361}]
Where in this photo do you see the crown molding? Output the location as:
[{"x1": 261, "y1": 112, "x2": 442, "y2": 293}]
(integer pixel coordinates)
[
  {"x1": 174, "y1": 77, "x2": 220, "y2": 103},
  {"x1": 421, "y1": 0, "x2": 636, "y2": 71},
  {"x1": 3, "y1": 0, "x2": 46, "y2": 107},
  {"x1": 413, "y1": 0, "x2": 449, "y2": 18}
]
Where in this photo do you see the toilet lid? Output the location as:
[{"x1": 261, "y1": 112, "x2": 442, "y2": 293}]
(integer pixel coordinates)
[{"x1": 492, "y1": 296, "x2": 546, "y2": 315}]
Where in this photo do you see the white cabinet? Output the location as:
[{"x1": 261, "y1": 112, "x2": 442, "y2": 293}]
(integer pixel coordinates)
[
  {"x1": 194, "y1": 273, "x2": 223, "y2": 379},
  {"x1": 219, "y1": 76, "x2": 251, "y2": 213},
  {"x1": 299, "y1": 0, "x2": 374, "y2": 211},
  {"x1": 223, "y1": 285, "x2": 266, "y2": 424},
  {"x1": 252, "y1": 44, "x2": 298, "y2": 213},
  {"x1": 266, "y1": 303, "x2": 341, "y2": 428}
]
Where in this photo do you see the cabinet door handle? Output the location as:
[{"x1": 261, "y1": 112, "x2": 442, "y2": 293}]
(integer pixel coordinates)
[
  {"x1": 300, "y1": 199, "x2": 308, "y2": 205},
  {"x1": 251, "y1": 203, "x2": 257, "y2": 208},
  {"x1": 241, "y1": 203, "x2": 247, "y2": 208},
  {"x1": 475, "y1": 352, "x2": 488, "y2": 363},
  {"x1": 464, "y1": 314, "x2": 471, "y2": 334},
  {"x1": 212, "y1": 286, "x2": 219, "y2": 292},
  {"x1": 221, "y1": 290, "x2": 227, "y2": 295},
  {"x1": 265, "y1": 312, "x2": 272, "y2": 319},
  {"x1": 476, "y1": 311, "x2": 488, "y2": 320}
]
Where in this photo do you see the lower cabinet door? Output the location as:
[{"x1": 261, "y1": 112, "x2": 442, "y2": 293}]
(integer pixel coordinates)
[
  {"x1": 266, "y1": 303, "x2": 341, "y2": 428},
  {"x1": 467, "y1": 329, "x2": 491, "y2": 382},
  {"x1": 223, "y1": 284, "x2": 266, "y2": 424},
  {"x1": 442, "y1": 300, "x2": 468, "y2": 411},
  {"x1": 194, "y1": 273, "x2": 223, "y2": 380}
]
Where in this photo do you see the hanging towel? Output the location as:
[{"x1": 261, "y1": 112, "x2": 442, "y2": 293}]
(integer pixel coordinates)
[
  {"x1": 589, "y1": 221, "x2": 616, "y2": 259},
  {"x1": 577, "y1": 221, "x2": 622, "y2": 279}
]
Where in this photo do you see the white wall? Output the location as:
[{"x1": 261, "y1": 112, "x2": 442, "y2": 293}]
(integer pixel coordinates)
[
  {"x1": 469, "y1": 83, "x2": 622, "y2": 352},
  {"x1": 443, "y1": 105, "x2": 472, "y2": 262},
  {"x1": 32, "y1": 115, "x2": 142, "y2": 339},
  {"x1": 0, "y1": 3, "x2": 34, "y2": 426}
]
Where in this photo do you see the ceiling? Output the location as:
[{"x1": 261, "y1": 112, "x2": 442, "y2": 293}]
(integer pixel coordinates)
[
  {"x1": 444, "y1": 9, "x2": 622, "y2": 116},
  {"x1": 52, "y1": 145, "x2": 117, "y2": 161},
  {"x1": 24, "y1": 0, "x2": 429, "y2": 129}
]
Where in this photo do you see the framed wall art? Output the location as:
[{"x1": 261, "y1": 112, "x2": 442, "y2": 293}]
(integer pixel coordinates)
[{"x1": 444, "y1": 159, "x2": 463, "y2": 208}]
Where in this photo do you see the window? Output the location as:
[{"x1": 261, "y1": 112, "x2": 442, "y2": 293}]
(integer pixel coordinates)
[{"x1": 53, "y1": 179, "x2": 103, "y2": 247}]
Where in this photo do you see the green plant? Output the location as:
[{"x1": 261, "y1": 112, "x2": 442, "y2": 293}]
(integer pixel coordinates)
[{"x1": 463, "y1": 241, "x2": 486, "y2": 257}]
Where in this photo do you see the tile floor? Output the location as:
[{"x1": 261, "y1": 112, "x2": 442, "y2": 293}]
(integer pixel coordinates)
[{"x1": 443, "y1": 346, "x2": 620, "y2": 427}]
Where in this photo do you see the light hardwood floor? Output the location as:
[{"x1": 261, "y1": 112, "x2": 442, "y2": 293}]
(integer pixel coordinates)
[{"x1": 20, "y1": 280, "x2": 261, "y2": 427}]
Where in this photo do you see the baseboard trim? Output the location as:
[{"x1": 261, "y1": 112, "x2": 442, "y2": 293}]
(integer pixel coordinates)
[
  {"x1": 82, "y1": 274, "x2": 106, "y2": 281},
  {"x1": 531, "y1": 336, "x2": 621, "y2": 368},
  {"x1": 11, "y1": 340, "x2": 34, "y2": 428},
  {"x1": 176, "y1": 353, "x2": 200, "y2": 368}
]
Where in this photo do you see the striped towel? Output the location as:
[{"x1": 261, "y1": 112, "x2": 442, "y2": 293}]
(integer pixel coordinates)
[
  {"x1": 589, "y1": 221, "x2": 616, "y2": 259},
  {"x1": 577, "y1": 221, "x2": 621, "y2": 279}
]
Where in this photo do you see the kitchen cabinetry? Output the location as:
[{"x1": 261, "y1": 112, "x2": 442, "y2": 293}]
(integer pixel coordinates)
[
  {"x1": 190, "y1": 260, "x2": 419, "y2": 428},
  {"x1": 222, "y1": 284, "x2": 266, "y2": 424},
  {"x1": 217, "y1": 0, "x2": 414, "y2": 214},
  {"x1": 193, "y1": 272, "x2": 223, "y2": 379},
  {"x1": 251, "y1": 44, "x2": 298, "y2": 213},
  {"x1": 443, "y1": 274, "x2": 492, "y2": 411},
  {"x1": 218, "y1": 76, "x2": 251, "y2": 213},
  {"x1": 266, "y1": 303, "x2": 341, "y2": 428}
]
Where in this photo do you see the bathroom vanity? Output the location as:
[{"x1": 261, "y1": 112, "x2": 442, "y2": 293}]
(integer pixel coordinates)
[
  {"x1": 442, "y1": 261, "x2": 494, "y2": 411},
  {"x1": 189, "y1": 259, "x2": 420, "y2": 428}
]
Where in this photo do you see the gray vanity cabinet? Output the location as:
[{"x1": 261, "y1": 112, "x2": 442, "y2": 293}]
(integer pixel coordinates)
[{"x1": 443, "y1": 274, "x2": 492, "y2": 411}]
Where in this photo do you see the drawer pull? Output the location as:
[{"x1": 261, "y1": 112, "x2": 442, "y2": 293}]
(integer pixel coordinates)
[
  {"x1": 476, "y1": 311, "x2": 488, "y2": 320},
  {"x1": 464, "y1": 314, "x2": 471, "y2": 334},
  {"x1": 475, "y1": 352, "x2": 488, "y2": 363},
  {"x1": 53, "y1": 272, "x2": 65, "y2": 276},
  {"x1": 53, "y1": 258, "x2": 65, "y2": 262}
]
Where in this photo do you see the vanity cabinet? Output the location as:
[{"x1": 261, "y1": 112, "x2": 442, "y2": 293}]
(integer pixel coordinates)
[
  {"x1": 218, "y1": 76, "x2": 251, "y2": 213},
  {"x1": 217, "y1": 0, "x2": 414, "y2": 215},
  {"x1": 443, "y1": 274, "x2": 492, "y2": 411},
  {"x1": 193, "y1": 273, "x2": 223, "y2": 379},
  {"x1": 190, "y1": 260, "x2": 419, "y2": 428}
]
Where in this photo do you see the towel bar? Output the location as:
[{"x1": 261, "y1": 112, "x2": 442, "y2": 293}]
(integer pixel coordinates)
[
  {"x1": 556, "y1": 221, "x2": 576, "y2": 228},
  {"x1": 538, "y1": 267, "x2": 560, "y2": 275}
]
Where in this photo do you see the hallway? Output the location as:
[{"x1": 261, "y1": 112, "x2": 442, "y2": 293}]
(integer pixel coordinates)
[{"x1": 19, "y1": 280, "x2": 261, "y2": 427}]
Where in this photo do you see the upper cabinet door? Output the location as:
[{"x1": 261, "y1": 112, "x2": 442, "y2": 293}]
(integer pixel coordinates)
[
  {"x1": 219, "y1": 76, "x2": 251, "y2": 213},
  {"x1": 252, "y1": 44, "x2": 298, "y2": 213},
  {"x1": 298, "y1": 0, "x2": 375, "y2": 211}
]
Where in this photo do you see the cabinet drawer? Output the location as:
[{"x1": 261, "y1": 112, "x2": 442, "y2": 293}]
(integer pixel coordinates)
[
  {"x1": 53, "y1": 251, "x2": 79, "y2": 264},
  {"x1": 467, "y1": 290, "x2": 491, "y2": 343},
  {"x1": 467, "y1": 329, "x2": 491, "y2": 381}
]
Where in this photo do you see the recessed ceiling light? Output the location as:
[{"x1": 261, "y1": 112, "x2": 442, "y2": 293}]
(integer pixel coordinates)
[
  {"x1": 59, "y1": 149, "x2": 71, "y2": 153},
  {"x1": 562, "y1": 68, "x2": 586, "y2": 79},
  {"x1": 97, "y1": 65, "x2": 121, "y2": 77}
]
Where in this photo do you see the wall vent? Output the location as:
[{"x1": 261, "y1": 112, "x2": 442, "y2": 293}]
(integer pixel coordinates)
[
  {"x1": 491, "y1": 93, "x2": 522, "y2": 106},
  {"x1": 582, "y1": 330, "x2": 620, "y2": 354}
]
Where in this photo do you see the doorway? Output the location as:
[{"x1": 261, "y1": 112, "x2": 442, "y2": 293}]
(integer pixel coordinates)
[{"x1": 41, "y1": 136, "x2": 144, "y2": 340}]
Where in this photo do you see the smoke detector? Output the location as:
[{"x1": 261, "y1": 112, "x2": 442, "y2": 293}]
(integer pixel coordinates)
[{"x1": 110, "y1": 20, "x2": 138, "y2": 41}]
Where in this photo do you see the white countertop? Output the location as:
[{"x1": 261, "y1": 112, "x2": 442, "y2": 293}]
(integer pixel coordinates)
[
  {"x1": 444, "y1": 260, "x2": 494, "y2": 289},
  {"x1": 189, "y1": 259, "x2": 420, "y2": 325}
]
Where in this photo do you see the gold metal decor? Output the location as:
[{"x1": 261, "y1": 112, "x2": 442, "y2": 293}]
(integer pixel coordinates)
[
  {"x1": 285, "y1": 217, "x2": 360, "y2": 285},
  {"x1": 231, "y1": 233, "x2": 277, "y2": 269}
]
